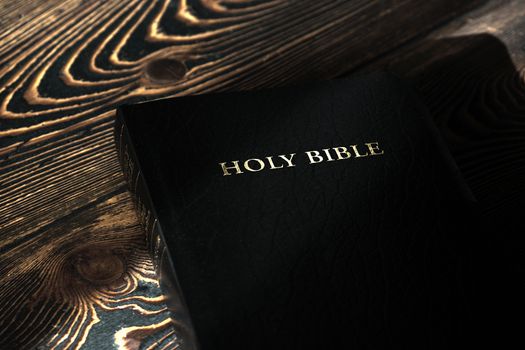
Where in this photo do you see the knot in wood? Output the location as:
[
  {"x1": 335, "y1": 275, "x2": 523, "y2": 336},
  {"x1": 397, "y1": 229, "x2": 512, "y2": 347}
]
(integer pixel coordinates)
[
  {"x1": 143, "y1": 58, "x2": 187, "y2": 85},
  {"x1": 74, "y1": 248, "x2": 125, "y2": 285}
]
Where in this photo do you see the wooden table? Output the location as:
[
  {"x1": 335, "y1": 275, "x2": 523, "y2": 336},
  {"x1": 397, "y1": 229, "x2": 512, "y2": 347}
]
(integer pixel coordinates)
[{"x1": 1, "y1": 1, "x2": 523, "y2": 348}]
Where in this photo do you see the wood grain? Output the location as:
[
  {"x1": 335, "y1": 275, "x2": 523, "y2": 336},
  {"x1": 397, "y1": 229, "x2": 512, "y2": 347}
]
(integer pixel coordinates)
[{"x1": 0, "y1": 0, "x2": 505, "y2": 348}]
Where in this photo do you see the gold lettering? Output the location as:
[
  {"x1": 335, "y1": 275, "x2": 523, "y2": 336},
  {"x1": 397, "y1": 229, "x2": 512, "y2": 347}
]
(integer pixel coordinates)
[
  {"x1": 266, "y1": 156, "x2": 284, "y2": 170},
  {"x1": 350, "y1": 145, "x2": 369, "y2": 158},
  {"x1": 333, "y1": 146, "x2": 351, "y2": 160},
  {"x1": 279, "y1": 153, "x2": 296, "y2": 167},
  {"x1": 220, "y1": 141, "x2": 384, "y2": 175},
  {"x1": 322, "y1": 149, "x2": 335, "y2": 161},
  {"x1": 365, "y1": 142, "x2": 384, "y2": 156},
  {"x1": 305, "y1": 150, "x2": 323, "y2": 164},
  {"x1": 220, "y1": 161, "x2": 243, "y2": 176},
  {"x1": 244, "y1": 158, "x2": 265, "y2": 172}
]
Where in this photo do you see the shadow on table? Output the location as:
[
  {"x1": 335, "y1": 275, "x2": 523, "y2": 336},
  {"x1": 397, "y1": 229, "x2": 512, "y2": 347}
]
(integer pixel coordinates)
[{"x1": 360, "y1": 33, "x2": 524, "y2": 346}]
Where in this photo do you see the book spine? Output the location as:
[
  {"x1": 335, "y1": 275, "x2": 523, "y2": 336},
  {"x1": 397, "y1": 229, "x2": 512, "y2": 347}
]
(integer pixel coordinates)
[
  {"x1": 114, "y1": 112, "x2": 198, "y2": 348},
  {"x1": 114, "y1": 112, "x2": 161, "y2": 268}
]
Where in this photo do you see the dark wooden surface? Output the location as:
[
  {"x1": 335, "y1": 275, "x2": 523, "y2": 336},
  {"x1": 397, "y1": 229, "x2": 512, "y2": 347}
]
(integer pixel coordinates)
[{"x1": 0, "y1": 0, "x2": 523, "y2": 349}]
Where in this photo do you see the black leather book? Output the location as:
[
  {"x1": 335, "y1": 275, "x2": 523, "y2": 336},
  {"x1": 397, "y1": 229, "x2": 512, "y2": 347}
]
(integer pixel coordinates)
[{"x1": 115, "y1": 73, "x2": 477, "y2": 350}]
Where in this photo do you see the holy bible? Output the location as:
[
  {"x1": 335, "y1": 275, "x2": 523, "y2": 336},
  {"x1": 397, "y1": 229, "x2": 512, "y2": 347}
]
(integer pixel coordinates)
[{"x1": 115, "y1": 74, "x2": 477, "y2": 350}]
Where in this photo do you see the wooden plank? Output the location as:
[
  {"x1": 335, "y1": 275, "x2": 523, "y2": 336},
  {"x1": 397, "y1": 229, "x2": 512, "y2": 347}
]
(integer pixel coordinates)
[{"x1": 0, "y1": 0, "x2": 490, "y2": 348}]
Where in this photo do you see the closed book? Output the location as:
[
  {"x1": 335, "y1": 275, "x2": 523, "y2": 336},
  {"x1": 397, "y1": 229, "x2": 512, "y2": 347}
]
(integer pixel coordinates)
[{"x1": 115, "y1": 73, "x2": 476, "y2": 350}]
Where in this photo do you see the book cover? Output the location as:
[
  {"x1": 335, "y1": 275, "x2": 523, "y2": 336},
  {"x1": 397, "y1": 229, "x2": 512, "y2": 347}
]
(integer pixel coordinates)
[{"x1": 115, "y1": 73, "x2": 477, "y2": 349}]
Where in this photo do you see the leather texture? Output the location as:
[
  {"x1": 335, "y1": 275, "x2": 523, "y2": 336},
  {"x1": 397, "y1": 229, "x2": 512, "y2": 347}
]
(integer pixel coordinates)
[{"x1": 119, "y1": 73, "x2": 478, "y2": 349}]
